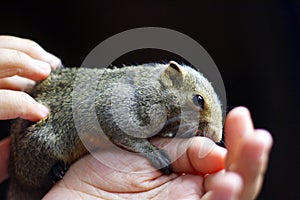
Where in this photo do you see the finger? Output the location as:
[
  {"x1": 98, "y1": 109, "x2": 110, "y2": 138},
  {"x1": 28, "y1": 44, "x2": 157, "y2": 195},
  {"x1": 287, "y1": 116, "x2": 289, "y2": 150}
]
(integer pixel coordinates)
[
  {"x1": 224, "y1": 107, "x2": 254, "y2": 168},
  {"x1": 229, "y1": 129, "x2": 273, "y2": 200},
  {"x1": 0, "y1": 48, "x2": 51, "y2": 81},
  {"x1": 151, "y1": 136, "x2": 227, "y2": 175},
  {"x1": 0, "y1": 90, "x2": 49, "y2": 121},
  {"x1": 0, "y1": 76, "x2": 35, "y2": 91},
  {"x1": 0, "y1": 35, "x2": 61, "y2": 69},
  {"x1": 0, "y1": 137, "x2": 10, "y2": 183},
  {"x1": 203, "y1": 171, "x2": 243, "y2": 200}
]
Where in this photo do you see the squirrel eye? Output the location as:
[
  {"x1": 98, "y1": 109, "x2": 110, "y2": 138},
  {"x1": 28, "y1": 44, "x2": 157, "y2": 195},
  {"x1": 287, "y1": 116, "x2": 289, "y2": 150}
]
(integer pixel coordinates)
[{"x1": 192, "y1": 94, "x2": 205, "y2": 110}]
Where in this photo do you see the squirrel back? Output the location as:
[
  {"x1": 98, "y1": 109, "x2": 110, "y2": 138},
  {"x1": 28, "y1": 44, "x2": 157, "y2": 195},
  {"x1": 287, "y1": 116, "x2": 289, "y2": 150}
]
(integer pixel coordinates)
[{"x1": 8, "y1": 61, "x2": 223, "y2": 200}]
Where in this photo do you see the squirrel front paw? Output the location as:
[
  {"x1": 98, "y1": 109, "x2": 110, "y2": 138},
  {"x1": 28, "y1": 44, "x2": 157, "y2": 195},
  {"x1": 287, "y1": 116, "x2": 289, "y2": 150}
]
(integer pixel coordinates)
[{"x1": 145, "y1": 149, "x2": 173, "y2": 174}]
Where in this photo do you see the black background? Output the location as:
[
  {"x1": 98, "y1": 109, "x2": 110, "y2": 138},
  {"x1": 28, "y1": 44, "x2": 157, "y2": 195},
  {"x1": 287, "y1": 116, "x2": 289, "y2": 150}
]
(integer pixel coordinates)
[{"x1": 0, "y1": 1, "x2": 299, "y2": 199}]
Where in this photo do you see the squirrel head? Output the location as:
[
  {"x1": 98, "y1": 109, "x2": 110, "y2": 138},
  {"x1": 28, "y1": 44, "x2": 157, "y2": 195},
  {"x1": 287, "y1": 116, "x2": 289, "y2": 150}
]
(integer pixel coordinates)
[{"x1": 160, "y1": 61, "x2": 223, "y2": 142}]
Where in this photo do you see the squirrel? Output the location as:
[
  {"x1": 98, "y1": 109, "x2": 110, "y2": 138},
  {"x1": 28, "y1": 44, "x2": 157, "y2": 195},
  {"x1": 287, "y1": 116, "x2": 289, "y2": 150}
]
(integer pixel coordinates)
[{"x1": 8, "y1": 61, "x2": 223, "y2": 200}]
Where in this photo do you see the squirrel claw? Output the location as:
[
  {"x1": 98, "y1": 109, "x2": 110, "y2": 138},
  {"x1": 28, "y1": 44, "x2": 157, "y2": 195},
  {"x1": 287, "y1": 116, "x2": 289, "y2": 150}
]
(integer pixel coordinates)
[
  {"x1": 159, "y1": 164, "x2": 173, "y2": 175},
  {"x1": 48, "y1": 160, "x2": 69, "y2": 183},
  {"x1": 146, "y1": 149, "x2": 173, "y2": 175}
]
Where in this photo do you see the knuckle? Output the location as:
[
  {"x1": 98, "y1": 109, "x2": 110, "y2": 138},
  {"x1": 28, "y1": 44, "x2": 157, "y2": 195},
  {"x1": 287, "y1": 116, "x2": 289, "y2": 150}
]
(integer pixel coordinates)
[
  {"x1": 14, "y1": 50, "x2": 26, "y2": 60},
  {"x1": 13, "y1": 91, "x2": 33, "y2": 107},
  {"x1": 11, "y1": 49, "x2": 35, "y2": 71},
  {"x1": 19, "y1": 92, "x2": 33, "y2": 104},
  {"x1": 12, "y1": 51, "x2": 29, "y2": 74},
  {"x1": 0, "y1": 49, "x2": 28, "y2": 74},
  {"x1": 23, "y1": 38, "x2": 42, "y2": 52},
  {"x1": 4, "y1": 49, "x2": 30, "y2": 64},
  {"x1": 18, "y1": 92, "x2": 35, "y2": 114}
]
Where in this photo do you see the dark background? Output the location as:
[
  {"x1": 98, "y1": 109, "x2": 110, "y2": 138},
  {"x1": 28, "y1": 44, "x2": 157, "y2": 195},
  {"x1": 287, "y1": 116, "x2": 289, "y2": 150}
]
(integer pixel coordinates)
[{"x1": 1, "y1": 1, "x2": 299, "y2": 199}]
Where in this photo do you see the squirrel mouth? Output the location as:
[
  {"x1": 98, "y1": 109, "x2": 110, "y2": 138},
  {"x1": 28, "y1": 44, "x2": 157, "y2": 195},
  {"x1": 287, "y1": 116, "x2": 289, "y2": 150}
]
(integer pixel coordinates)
[
  {"x1": 160, "y1": 118, "x2": 222, "y2": 142},
  {"x1": 197, "y1": 123, "x2": 222, "y2": 143}
]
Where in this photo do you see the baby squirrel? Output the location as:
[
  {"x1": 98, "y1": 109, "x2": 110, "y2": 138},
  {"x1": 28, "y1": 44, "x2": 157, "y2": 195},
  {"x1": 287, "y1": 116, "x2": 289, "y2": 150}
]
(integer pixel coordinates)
[{"x1": 8, "y1": 61, "x2": 223, "y2": 200}]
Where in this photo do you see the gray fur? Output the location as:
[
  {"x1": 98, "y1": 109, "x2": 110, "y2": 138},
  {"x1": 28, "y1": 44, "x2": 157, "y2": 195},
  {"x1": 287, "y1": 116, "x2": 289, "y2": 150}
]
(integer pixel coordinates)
[{"x1": 8, "y1": 61, "x2": 223, "y2": 200}]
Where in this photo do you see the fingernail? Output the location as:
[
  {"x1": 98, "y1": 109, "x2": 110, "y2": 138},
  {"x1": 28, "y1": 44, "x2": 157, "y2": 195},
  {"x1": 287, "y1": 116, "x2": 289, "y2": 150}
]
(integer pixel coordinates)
[
  {"x1": 46, "y1": 53, "x2": 62, "y2": 69},
  {"x1": 38, "y1": 104, "x2": 49, "y2": 118}
]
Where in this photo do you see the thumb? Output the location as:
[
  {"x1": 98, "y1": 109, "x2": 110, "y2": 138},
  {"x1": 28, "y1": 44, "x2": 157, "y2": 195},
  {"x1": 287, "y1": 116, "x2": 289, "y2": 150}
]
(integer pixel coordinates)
[{"x1": 151, "y1": 136, "x2": 226, "y2": 175}]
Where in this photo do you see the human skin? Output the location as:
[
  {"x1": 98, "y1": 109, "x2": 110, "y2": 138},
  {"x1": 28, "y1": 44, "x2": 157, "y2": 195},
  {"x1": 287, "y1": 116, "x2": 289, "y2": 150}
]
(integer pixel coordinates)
[
  {"x1": 0, "y1": 35, "x2": 61, "y2": 121},
  {"x1": 0, "y1": 36, "x2": 273, "y2": 200},
  {"x1": 41, "y1": 107, "x2": 272, "y2": 200},
  {"x1": 0, "y1": 35, "x2": 61, "y2": 182}
]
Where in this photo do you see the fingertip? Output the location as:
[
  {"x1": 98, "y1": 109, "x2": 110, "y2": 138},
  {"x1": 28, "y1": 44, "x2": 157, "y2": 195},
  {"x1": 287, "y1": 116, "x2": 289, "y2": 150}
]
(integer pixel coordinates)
[
  {"x1": 255, "y1": 129, "x2": 274, "y2": 150},
  {"x1": 47, "y1": 53, "x2": 62, "y2": 70},
  {"x1": 225, "y1": 106, "x2": 251, "y2": 124},
  {"x1": 32, "y1": 59, "x2": 51, "y2": 78},
  {"x1": 224, "y1": 106, "x2": 254, "y2": 150},
  {"x1": 18, "y1": 93, "x2": 49, "y2": 121},
  {"x1": 176, "y1": 137, "x2": 227, "y2": 174},
  {"x1": 205, "y1": 171, "x2": 243, "y2": 200},
  {"x1": 191, "y1": 137, "x2": 226, "y2": 173},
  {"x1": 36, "y1": 103, "x2": 50, "y2": 118},
  {"x1": 162, "y1": 137, "x2": 226, "y2": 174},
  {"x1": 24, "y1": 105, "x2": 49, "y2": 121},
  {"x1": 213, "y1": 172, "x2": 243, "y2": 200}
]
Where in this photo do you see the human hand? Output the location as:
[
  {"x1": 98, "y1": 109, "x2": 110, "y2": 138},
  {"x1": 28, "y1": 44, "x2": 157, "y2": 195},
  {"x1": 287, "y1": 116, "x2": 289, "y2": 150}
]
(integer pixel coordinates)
[
  {"x1": 0, "y1": 35, "x2": 61, "y2": 183},
  {"x1": 43, "y1": 107, "x2": 273, "y2": 200},
  {"x1": 0, "y1": 35, "x2": 61, "y2": 121},
  {"x1": 204, "y1": 107, "x2": 273, "y2": 200}
]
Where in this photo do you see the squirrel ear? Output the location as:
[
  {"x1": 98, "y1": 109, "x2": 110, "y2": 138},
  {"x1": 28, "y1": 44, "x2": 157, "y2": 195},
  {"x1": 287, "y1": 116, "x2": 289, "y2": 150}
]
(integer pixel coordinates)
[{"x1": 162, "y1": 61, "x2": 185, "y2": 87}]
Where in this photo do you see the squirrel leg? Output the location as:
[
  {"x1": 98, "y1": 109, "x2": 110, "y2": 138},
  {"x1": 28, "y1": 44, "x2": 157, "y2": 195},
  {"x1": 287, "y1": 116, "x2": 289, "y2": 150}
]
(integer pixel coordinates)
[
  {"x1": 7, "y1": 178, "x2": 48, "y2": 200},
  {"x1": 111, "y1": 135, "x2": 173, "y2": 174},
  {"x1": 8, "y1": 119, "x2": 80, "y2": 199}
]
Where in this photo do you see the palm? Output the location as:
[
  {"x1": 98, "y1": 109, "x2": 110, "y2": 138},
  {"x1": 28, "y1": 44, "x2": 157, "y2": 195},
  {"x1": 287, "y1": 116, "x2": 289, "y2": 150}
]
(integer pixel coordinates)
[
  {"x1": 45, "y1": 150, "x2": 206, "y2": 199},
  {"x1": 43, "y1": 107, "x2": 272, "y2": 200}
]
